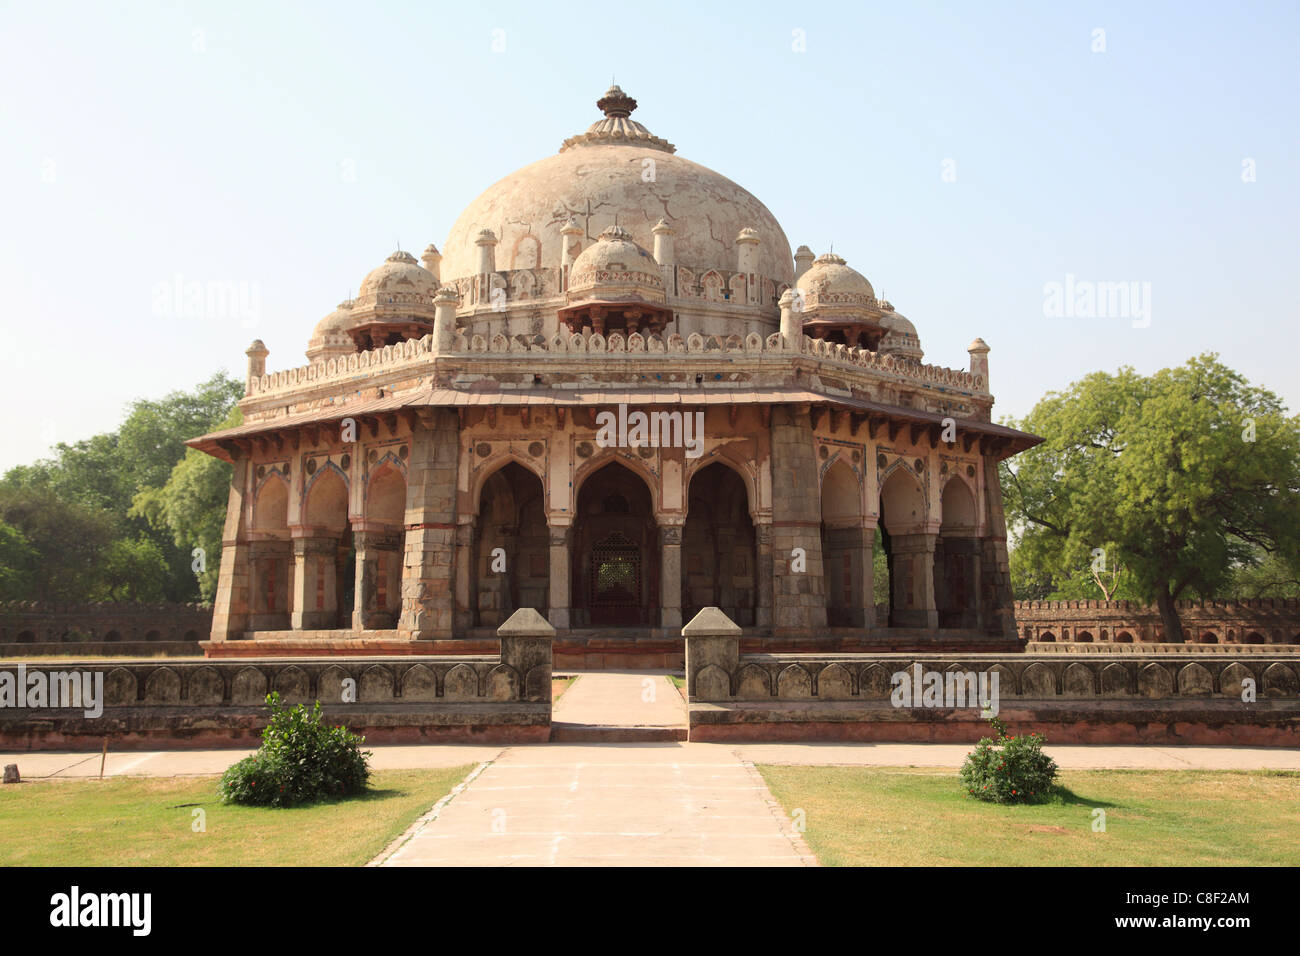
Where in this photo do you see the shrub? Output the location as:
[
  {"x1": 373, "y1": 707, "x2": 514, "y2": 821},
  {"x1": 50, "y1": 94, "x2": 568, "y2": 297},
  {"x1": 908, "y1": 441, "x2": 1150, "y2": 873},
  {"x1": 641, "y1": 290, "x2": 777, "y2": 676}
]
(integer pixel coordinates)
[
  {"x1": 959, "y1": 715, "x2": 1058, "y2": 804},
  {"x1": 219, "y1": 692, "x2": 371, "y2": 807}
]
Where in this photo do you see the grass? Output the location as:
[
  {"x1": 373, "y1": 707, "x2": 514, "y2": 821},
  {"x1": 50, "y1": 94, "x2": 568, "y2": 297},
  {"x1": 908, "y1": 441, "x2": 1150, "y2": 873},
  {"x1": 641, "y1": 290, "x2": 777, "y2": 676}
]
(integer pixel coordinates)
[
  {"x1": 0, "y1": 766, "x2": 474, "y2": 866},
  {"x1": 757, "y1": 765, "x2": 1300, "y2": 866},
  {"x1": 552, "y1": 675, "x2": 577, "y2": 701}
]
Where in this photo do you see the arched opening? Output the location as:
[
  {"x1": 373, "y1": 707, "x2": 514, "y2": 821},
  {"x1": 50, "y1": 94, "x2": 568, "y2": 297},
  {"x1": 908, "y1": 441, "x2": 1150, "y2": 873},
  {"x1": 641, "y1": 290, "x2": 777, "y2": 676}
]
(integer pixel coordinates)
[
  {"x1": 251, "y1": 474, "x2": 292, "y2": 629},
  {"x1": 935, "y1": 478, "x2": 979, "y2": 629},
  {"x1": 684, "y1": 463, "x2": 757, "y2": 626},
  {"x1": 16, "y1": 630, "x2": 35, "y2": 644},
  {"x1": 1244, "y1": 631, "x2": 1265, "y2": 644},
  {"x1": 878, "y1": 467, "x2": 928, "y2": 628},
  {"x1": 473, "y1": 462, "x2": 548, "y2": 628},
  {"x1": 145, "y1": 630, "x2": 162, "y2": 642},
  {"x1": 1200, "y1": 631, "x2": 1219, "y2": 645},
  {"x1": 1115, "y1": 631, "x2": 1134, "y2": 643},
  {"x1": 819, "y1": 459, "x2": 870, "y2": 627},
  {"x1": 1038, "y1": 631, "x2": 1057, "y2": 643},
  {"x1": 1076, "y1": 631, "x2": 1094, "y2": 643},
  {"x1": 353, "y1": 463, "x2": 407, "y2": 629},
  {"x1": 572, "y1": 462, "x2": 657, "y2": 627},
  {"x1": 102, "y1": 630, "x2": 121, "y2": 643},
  {"x1": 299, "y1": 468, "x2": 351, "y2": 629}
]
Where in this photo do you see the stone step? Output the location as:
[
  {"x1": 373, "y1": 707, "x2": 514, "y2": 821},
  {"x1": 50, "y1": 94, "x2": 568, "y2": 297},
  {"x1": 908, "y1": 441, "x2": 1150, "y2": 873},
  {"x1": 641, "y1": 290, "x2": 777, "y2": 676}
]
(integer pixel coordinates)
[{"x1": 549, "y1": 722, "x2": 688, "y2": 743}]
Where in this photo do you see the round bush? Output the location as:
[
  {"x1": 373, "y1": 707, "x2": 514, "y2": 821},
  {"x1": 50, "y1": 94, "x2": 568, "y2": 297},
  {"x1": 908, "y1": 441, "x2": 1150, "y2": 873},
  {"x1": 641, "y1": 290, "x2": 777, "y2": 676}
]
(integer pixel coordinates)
[
  {"x1": 959, "y1": 715, "x2": 1058, "y2": 804},
  {"x1": 219, "y1": 692, "x2": 371, "y2": 807}
]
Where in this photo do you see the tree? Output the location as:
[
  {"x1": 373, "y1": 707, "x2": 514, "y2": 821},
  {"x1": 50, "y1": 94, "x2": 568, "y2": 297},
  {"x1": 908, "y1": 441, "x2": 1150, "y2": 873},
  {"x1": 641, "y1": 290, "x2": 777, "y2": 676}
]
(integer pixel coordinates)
[
  {"x1": 1001, "y1": 354, "x2": 1300, "y2": 642},
  {"x1": 0, "y1": 486, "x2": 117, "y2": 602},
  {"x1": 132, "y1": 406, "x2": 241, "y2": 601},
  {"x1": 0, "y1": 520, "x2": 37, "y2": 601}
]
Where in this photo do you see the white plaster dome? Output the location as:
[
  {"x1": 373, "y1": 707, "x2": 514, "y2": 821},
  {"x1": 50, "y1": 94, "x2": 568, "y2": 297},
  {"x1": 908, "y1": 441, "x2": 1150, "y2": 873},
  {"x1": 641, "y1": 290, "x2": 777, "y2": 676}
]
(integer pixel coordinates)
[
  {"x1": 440, "y1": 87, "x2": 794, "y2": 285},
  {"x1": 879, "y1": 310, "x2": 923, "y2": 360},
  {"x1": 796, "y1": 253, "x2": 876, "y2": 308}
]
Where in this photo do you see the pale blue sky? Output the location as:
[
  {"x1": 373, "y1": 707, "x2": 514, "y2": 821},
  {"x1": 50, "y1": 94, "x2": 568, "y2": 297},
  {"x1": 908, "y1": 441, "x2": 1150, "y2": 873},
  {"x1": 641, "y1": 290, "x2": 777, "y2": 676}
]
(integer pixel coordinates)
[{"x1": 1, "y1": 0, "x2": 1296, "y2": 469}]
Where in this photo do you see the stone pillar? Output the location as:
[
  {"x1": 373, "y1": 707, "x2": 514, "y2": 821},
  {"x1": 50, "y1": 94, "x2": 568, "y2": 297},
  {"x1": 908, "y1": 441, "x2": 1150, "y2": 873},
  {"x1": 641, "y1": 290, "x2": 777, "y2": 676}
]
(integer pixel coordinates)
[
  {"x1": 716, "y1": 527, "x2": 736, "y2": 615},
  {"x1": 979, "y1": 456, "x2": 1018, "y2": 639},
  {"x1": 421, "y1": 243, "x2": 442, "y2": 283},
  {"x1": 652, "y1": 218, "x2": 675, "y2": 294},
  {"x1": 823, "y1": 522, "x2": 876, "y2": 628},
  {"x1": 683, "y1": 606, "x2": 741, "y2": 701},
  {"x1": 291, "y1": 534, "x2": 339, "y2": 630},
  {"x1": 968, "y1": 337, "x2": 990, "y2": 391},
  {"x1": 779, "y1": 289, "x2": 803, "y2": 349},
  {"x1": 736, "y1": 228, "x2": 759, "y2": 305},
  {"x1": 560, "y1": 218, "x2": 583, "y2": 292},
  {"x1": 248, "y1": 539, "x2": 291, "y2": 630},
  {"x1": 889, "y1": 532, "x2": 938, "y2": 629},
  {"x1": 658, "y1": 521, "x2": 684, "y2": 631},
  {"x1": 244, "y1": 340, "x2": 268, "y2": 395},
  {"x1": 770, "y1": 405, "x2": 828, "y2": 635},
  {"x1": 754, "y1": 521, "x2": 774, "y2": 629},
  {"x1": 545, "y1": 519, "x2": 572, "y2": 630},
  {"x1": 793, "y1": 245, "x2": 815, "y2": 283},
  {"x1": 453, "y1": 516, "x2": 477, "y2": 632},
  {"x1": 352, "y1": 528, "x2": 401, "y2": 630},
  {"x1": 210, "y1": 455, "x2": 253, "y2": 641},
  {"x1": 498, "y1": 607, "x2": 554, "y2": 703},
  {"x1": 398, "y1": 410, "x2": 459, "y2": 640},
  {"x1": 432, "y1": 287, "x2": 459, "y2": 353}
]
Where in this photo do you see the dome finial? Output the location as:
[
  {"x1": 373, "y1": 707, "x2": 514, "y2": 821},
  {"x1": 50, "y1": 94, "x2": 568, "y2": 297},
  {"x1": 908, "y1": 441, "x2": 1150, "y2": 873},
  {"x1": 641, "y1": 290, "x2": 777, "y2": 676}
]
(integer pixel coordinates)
[{"x1": 597, "y1": 84, "x2": 637, "y2": 118}]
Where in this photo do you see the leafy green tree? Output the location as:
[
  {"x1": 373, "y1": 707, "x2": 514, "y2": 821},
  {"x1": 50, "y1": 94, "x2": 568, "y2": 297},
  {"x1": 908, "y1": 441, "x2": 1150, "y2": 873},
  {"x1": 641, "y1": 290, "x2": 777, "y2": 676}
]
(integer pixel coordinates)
[
  {"x1": 1001, "y1": 354, "x2": 1300, "y2": 642},
  {"x1": 0, "y1": 486, "x2": 116, "y2": 602},
  {"x1": 0, "y1": 520, "x2": 37, "y2": 601},
  {"x1": 92, "y1": 536, "x2": 170, "y2": 603},
  {"x1": 132, "y1": 406, "x2": 241, "y2": 601}
]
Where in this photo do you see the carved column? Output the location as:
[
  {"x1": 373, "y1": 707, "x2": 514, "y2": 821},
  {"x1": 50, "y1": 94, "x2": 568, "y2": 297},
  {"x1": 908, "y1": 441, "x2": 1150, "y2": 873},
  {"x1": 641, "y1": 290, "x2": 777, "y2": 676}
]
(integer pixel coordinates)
[
  {"x1": 453, "y1": 516, "x2": 477, "y2": 633},
  {"x1": 769, "y1": 405, "x2": 828, "y2": 634},
  {"x1": 352, "y1": 527, "x2": 401, "y2": 630},
  {"x1": 889, "y1": 532, "x2": 938, "y2": 629},
  {"x1": 754, "y1": 520, "x2": 774, "y2": 629},
  {"x1": 658, "y1": 521, "x2": 684, "y2": 631},
  {"x1": 546, "y1": 519, "x2": 572, "y2": 630}
]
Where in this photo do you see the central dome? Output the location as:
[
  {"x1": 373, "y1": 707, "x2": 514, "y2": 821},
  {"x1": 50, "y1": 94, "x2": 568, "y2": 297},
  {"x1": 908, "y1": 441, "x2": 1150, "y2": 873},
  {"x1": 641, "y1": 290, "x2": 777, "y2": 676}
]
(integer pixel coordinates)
[{"x1": 440, "y1": 88, "x2": 793, "y2": 285}]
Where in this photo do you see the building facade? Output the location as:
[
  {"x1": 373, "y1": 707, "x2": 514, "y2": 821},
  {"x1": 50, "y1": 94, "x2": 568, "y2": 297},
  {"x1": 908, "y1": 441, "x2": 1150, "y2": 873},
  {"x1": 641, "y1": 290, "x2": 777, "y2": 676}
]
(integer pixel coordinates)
[{"x1": 190, "y1": 86, "x2": 1040, "y2": 649}]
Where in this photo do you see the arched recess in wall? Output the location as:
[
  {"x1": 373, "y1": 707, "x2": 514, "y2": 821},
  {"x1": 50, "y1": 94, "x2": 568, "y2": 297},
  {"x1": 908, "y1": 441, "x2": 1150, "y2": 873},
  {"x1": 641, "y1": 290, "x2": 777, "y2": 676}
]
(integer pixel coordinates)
[
  {"x1": 878, "y1": 465, "x2": 927, "y2": 628},
  {"x1": 301, "y1": 466, "x2": 353, "y2": 629},
  {"x1": 473, "y1": 461, "x2": 548, "y2": 628},
  {"x1": 684, "y1": 462, "x2": 757, "y2": 627},
  {"x1": 250, "y1": 473, "x2": 292, "y2": 627},
  {"x1": 820, "y1": 458, "x2": 868, "y2": 627},
  {"x1": 935, "y1": 477, "x2": 979, "y2": 629},
  {"x1": 355, "y1": 461, "x2": 407, "y2": 629},
  {"x1": 571, "y1": 461, "x2": 657, "y2": 628}
]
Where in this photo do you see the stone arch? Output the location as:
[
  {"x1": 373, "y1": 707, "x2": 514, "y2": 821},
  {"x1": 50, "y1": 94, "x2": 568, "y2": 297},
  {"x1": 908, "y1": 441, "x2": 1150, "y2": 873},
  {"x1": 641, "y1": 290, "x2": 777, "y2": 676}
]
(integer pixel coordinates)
[
  {"x1": 473, "y1": 461, "x2": 549, "y2": 628},
  {"x1": 443, "y1": 663, "x2": 479, "y2": 700},
  {"x1": 1038, "y1": 631, "x2": 1057, "y2": 643},
  {"x1": 935, "y1": 475, "x2": 979, "y2": 628},
  {"x1": 400, "y1": 663, "x2": 438, "y2": 701},
  {"x1": 820, "y1": 458, "x2": 869, "y2": 627},
  {"x1": 683, "y1": 453, "x2": 757, "y2": 518},
  {"x1": 1243, "y1": 631, "x2": 1266, "y2": 644},
  {"x1": 776, "y1": 664, "x2": 813, "y2": 698},
  {"x1": 878, "y1": 466, "x2": 928, "y2": 628},
  {"x1": 1137, "y1": 663, "x2": 1173, "y2": 698},
  {"x1": 860, "y1": 663, "x2": 893, "y2": 698},
  {"x1": 1177, "y1": 662, "x2": 1214, "y2": 696},
  {"x1": 1062, "y1": 662, "x2": 1095, "y2": 696},
  {"x1": 571, "y1": 459, "x2": 659, "y2": 628},
  {"x1": 816, "y1": 662, "x2": 854, "y2": 699},
  {"x1": 1020, "y1": 662, "x2": 1057, "y2": 697},
  {"x1": 1115, "y1": 630, "x2": 1134, "y2": 643},
  {"x1": 365, "y1": 461, "x2": 406, "y2": 526},
  {"x1": 735, "y1": 663, "x2": 771, "y2": 699},
  {"x1": 302, "y1": 466, "x2": 349, "y2": 533},
  {"x1": 693, "y1": 663, "x2": 730, "y2": 701},
  {"x1": 1263, "y1": 662, "x2": 1299, "y2": 698},
  {"x1": 572, "y1": 450, "x2": 660, "y2": 516},
  {"x1": 1076, "y1": 631, "x2": 1094, "y2": 643},
  {"x1": 510, "y1": 234, "x2": 541, "y2": 270},
  {"x1": 253, "y1": 472, "x2": 290, "y2": 532},
  {"x1": 683, "y1": 462, "x2": 758, "y2": 627},
  {"x1": 1199, "y1": 630, "x2": 1220, "y2": 645},
  {"x1": 469, "y1": 452, "x2": 547, "y2": 514}
]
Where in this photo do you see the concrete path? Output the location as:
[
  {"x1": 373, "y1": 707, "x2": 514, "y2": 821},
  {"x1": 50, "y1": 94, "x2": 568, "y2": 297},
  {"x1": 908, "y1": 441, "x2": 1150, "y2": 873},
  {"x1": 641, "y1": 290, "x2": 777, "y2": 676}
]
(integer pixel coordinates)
[
  {"x1": 376, "y1": 742, "x2": 815, "y2": 867},
  {"x1": 552, "y1": 671, "x2": 687, "y2": 740}
]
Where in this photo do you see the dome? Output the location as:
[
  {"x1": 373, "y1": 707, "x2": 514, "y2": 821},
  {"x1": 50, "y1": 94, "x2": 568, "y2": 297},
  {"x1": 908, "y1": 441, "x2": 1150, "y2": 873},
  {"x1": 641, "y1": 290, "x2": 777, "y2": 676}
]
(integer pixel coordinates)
[
  {"x1": 568, "y1": 225, "x2": 665, "y2": 304},
  {"x1": 879, "y1": 310, "x2": 923, "y2": 361},
  {"x1": 796, "y1": 253, "x2": 875, "y2": 307},
  {"x1": 356, "y1": 250, "x2": 438, "y2": 301},
  {"x1": 440, "y1": 88, "x2": 793, "y2": 285},
  {"x1": 306, "y1": 299, "x2": 355, "y2": 362}
]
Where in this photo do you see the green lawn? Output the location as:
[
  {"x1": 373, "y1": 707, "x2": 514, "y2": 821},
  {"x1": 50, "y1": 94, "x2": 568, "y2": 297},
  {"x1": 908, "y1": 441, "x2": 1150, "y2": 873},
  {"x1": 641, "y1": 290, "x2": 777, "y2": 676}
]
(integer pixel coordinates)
[
  {"x1": 0, "y1": 766, "x2": 474, "y2": 866},
  {"x1": 757, "y1": 765, "x2": 1300, "y2": 866}
]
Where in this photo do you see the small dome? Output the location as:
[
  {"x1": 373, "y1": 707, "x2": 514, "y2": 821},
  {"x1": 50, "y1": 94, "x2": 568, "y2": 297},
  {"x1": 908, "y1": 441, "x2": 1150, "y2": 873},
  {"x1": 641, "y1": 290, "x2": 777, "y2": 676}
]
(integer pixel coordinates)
[
  {"x1": 879, "y1": 311, "x2": 923, "y2": 361},
  {"x1": 567, "y1": 225, "x2": 666, "y2": 304},
  {"x1": 306, "y1": 299, "x2": 356, "y2": 362},
  {"x1": 357, "y1": 250, "x2": 438, "y2": 300},
  {"x1": 796, "y1": 253, "x2": 876, "y2": 305}
]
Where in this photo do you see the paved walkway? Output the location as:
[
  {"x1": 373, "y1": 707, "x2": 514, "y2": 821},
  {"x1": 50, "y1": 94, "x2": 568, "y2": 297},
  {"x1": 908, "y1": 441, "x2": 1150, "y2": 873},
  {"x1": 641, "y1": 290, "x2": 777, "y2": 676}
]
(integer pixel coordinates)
[
  {"x1": 377, "y1": 743, "x2": 815, "y2": 866},
  {"x1": 553, "y1": 672, "x2": 686, "y2": 729}
]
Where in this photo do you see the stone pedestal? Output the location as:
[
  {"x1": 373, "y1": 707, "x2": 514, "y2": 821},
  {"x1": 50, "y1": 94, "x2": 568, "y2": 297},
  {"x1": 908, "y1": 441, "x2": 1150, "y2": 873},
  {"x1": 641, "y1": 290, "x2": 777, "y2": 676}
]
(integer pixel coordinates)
[
  {"x1": 683, "y1": 606, "x2": 741, "y2": 700},
  {"x1": 825, "y1": 522, "x2": 876, "y2": 628},
  {"x1": 498, "y1": 607, "x2": 554, "y2": 702},
  {"x1": 352, "y1": 528, "x2": 402, "y2": 630}
]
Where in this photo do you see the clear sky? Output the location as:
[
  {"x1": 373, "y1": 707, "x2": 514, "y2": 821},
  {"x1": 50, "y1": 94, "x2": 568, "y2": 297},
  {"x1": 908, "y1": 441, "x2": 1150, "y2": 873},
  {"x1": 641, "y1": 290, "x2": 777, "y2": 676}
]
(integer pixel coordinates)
[{"x1": 1, "y1": 0, "x2": 1296, "y2": 470}]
